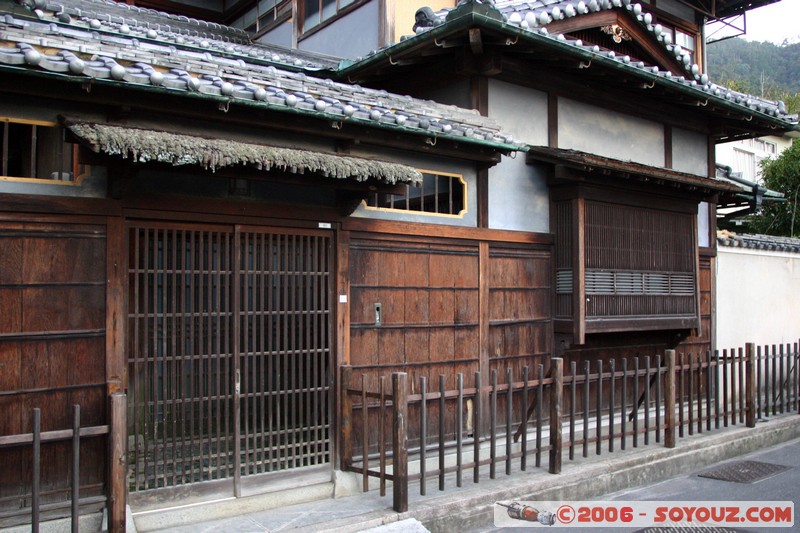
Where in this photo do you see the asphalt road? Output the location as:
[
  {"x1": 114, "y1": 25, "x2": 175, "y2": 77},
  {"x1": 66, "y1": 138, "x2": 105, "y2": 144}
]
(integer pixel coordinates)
[{"x1": 476, "y1": 437, "x2": 800, "y2": 532}]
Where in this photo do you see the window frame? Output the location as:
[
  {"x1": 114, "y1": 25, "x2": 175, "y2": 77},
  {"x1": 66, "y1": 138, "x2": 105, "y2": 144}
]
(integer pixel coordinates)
[
  {"x1": 0, "y1": 117, "x2": 87, "y2": 186},
  {"x1": 297, "y1": 0, "x2": 368, "y2": 40},
  {"x1": 362, "y1": 169, "x2": 468, "y2": 218},
  {"x1": 552, "y1": 184, "x2": 701, "y2": 342}
]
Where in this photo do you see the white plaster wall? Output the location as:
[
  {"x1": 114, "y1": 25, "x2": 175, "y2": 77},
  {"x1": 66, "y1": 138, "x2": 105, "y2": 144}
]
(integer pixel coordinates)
[
  {"x1": 558, "y1": 98, "x2": 665, "y2": 167},
  {"x1": 299, "y1": 1, "x2": 380, "y2": 59},
  {"x1": 717, "y1": 247, "x2": 800, "y2": 349},
  {"x1": 672, "y1": 127, "x2": 708, "y2": 177},
  {"x1": 485, "y1": 79, "x2": 549, "y2": 232}
]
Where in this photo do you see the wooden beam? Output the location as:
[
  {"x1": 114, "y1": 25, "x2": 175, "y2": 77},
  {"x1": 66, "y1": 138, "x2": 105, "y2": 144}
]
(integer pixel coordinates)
[
  {"x1": 469, "y1": 28, "x2": 484, "y2": 56},
  {"x1": 105, "y1": 216, "x2": 126, "y2": 394}
]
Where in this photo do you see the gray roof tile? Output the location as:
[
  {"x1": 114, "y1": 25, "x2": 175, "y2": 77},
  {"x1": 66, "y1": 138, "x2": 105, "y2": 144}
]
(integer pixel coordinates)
[
  {"x1": 0, "y1": 8, "x2": 522, "y2": 151},
  {"x1": 402, "y1": 0, "x2": 795, "y2": 124},
  {"x1": 717, "y1": 232, "x2": 800, "y2": 254}
]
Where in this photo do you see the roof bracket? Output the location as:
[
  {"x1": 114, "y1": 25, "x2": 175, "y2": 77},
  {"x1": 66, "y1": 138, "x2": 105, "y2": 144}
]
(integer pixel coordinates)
[
  {"x1": 426, "y1": 137, "x2": 437, "y2": 146},
  {"x1": 579, "y1": 60, "x2": 591, "y2": 69},
  {"x1": 218, "y1": 99, "x2": 231, "y2": 113},
  {"x1": 641, "y1": 80, "x2": 655, "y2": 89}
]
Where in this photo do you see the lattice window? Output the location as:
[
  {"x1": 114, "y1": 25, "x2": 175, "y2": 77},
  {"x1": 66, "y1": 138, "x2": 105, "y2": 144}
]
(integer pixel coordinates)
[{"x1": 364, "y1": 170, "x2": 467, "y2": 217}]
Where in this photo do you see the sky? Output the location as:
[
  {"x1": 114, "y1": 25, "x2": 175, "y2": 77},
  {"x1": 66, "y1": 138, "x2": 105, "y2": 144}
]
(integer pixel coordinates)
[{"x1": 740, "y1": 0, "x2": 800, "y2": 44}]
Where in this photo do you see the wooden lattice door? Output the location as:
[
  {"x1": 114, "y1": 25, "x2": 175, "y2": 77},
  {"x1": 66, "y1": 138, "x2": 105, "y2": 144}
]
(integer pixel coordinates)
[{"x1": 127, "y1": 223, "x2": 332, "y2": 493}]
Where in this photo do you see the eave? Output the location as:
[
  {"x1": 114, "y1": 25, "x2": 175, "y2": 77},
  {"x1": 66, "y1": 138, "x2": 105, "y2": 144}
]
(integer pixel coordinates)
[{"x1": 338, "y1": 8, "x2": 797, "y2": 140}]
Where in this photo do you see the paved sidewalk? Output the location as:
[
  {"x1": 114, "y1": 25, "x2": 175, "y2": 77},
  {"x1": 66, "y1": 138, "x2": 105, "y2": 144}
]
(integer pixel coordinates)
[{"x1": 131, "y1": 415, "x2": 800, "y2": 533}]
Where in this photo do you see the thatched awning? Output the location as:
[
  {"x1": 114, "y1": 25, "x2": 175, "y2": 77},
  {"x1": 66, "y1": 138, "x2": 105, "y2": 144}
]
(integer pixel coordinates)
[{"x1": 67, "y1": 121, "x2": 423, "y2": 186}]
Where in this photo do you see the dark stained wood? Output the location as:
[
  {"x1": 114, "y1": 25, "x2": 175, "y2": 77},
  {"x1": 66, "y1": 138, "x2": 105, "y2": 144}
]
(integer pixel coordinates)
[
  {"x1": 664, "y1": 125, "x2": 673, "y2": 169},
  {"x1": 665, "y1": 350, "x2": 676, "y2": 448},
  {"x1": 479, "y1": 242, "x2": 491, "y2": 436},
  {"x1": 548, "y1": 92, "x2": 558, "y2": 148},
  {"x1": 572, "y1": 197, "x2": 585, "y2": 344},
  {"x1": 392, "y1": 373, "x2": 408, "y2": 513},
  {"x1": 108, "y1": 393, "x2": 126, "y2": 533},
  {"x1": 343, "y1": 218, "x2": 554, "y2": 245},
  {"x1": 549, "y1": 357, "x2": 563, "y2": 474},
  {"x1": 745, "y1": 343, "x2": 756, "y2": 428},
  {"x1": 105, "y1": 216, "x2": 125, "y2": 394}
]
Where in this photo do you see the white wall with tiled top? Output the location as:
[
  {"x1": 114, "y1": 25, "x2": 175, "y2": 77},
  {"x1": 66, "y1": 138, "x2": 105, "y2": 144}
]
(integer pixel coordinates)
[{"x1": 717, "y1": 245, "x2": 800, "y2": 349}]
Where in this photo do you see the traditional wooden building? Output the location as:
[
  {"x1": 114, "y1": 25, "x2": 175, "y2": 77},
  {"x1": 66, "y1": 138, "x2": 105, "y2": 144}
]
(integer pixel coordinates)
[{"x1": 0, "y1": 0, "x2": 796, "y2": 530}]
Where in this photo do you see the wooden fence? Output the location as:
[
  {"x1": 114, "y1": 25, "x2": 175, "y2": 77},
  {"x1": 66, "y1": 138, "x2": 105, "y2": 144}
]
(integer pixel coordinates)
[
  {"x1": 0, "y1": 394, "x2": 126, "y2": 533},
  {"x1": 342, "y1": 341, "x2": 800, "y2": 512}
]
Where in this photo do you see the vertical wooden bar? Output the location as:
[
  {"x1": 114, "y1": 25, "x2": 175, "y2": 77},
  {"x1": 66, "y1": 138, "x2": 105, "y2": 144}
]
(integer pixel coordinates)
[
  {"x1": 633, "y1": 357, "x2": 639, "y2": 447},
  {"x1": 505, "y1": 369, "x2": 512, "y2": 476},
  {"x1": 109, "y1": 393, "x2": 127, "y2": 533},
  {"x1": 583, "y1": 361, "x2": 589, "y2": 458},
  {"x1": 656, "y1": 354, "x2": 662, "y2": 443},
  {"x1": 705, "y1": 351, "x2": 712, "y2": 432},
  {"x1": 473, "y1": 371, "x2": 481, "y2": 484},
  {"x1": 479, "y1": 242, "x2": 490, "y2": 435},
  {"x1": 738, "y1": 347, "x2": 745, "y2": 423},
  {"x1": 549, "y1": 358, "x2": 563, "y2": 474},
  {"x1": 439, "y1": 374, "x2": 446, "y2": 489},
  {"x1": 609, "y1": 359, "x2": 615, "y2": 452},
  {"x1": 536, "y1": 364, "x2": 543, "y2": 467},
  {"x1": 762, "y1": 346, "x2": 769, "y2": 418},
  {"x1": 596, "y1": 360, "x2": 602, "y2": 455},
  {"x1": 72, "y1": 405, "x2": 80, "y2": 533},
  {"x1": 644, "y1": 356, "x2": 651, "y2": 445},
  {"x1": 569, "y1": 361, "x2": 576, "y2": 460},
  {"x1": 779, "y1": 344, "x2": 786, "y2": 414},
  {"x1": 457, "y1": 373, "x2": 464, "y2": 486},
  {"x1": 621, "y1": 358, "x2": 627, "y2": 450},
  {"x1": 233, "y1": 230, "x2": 242, "y2": 497},
  {"x1": 32, "y1": 408, "x2": 41, "y2": 533},
  {"x1": 420, "y1": 376, "x2": 427, "y2": 495},
  {"x1": 730, "y1": 349, "x2": 738, "y2": 425},
  {"x1": 392, "y1": 373, "x2": 408, "y2": 514},
  {"x1": 490, "y1": 370, "x2": 497, "y2": 479},
  {"x1": 746, "y1": 343, "x2": 756, "y2": 428},
  {"x1": 379, "y1": 376, "x2": 386, "y2": 497},
  {"x1": 361, "y1": 375, "x2": 368, "y2": 492},
  {"x1": 688, "y1": 353, "x2": 695, "y2": 436},
  {"x1": 696, "y1": 354, "x2": 703, "y2": 434},
  {"x1": 521, "y1": 366, "x2": 528, "y2": 470},
  {"x1": 722, "y1": 349, "x2": 730, "y2": 426},
  {"x1": 796, "y1": 341, "x2": 800, "y2": 415},
  {"x1": 664, "y1": 351, "x2": 676, "y2": 449},
  {"x1": 678, "y1": 352, "x2": 685, "y2": 436},
  {"x1": 756, "y1": 346, "x2": 763, "y2": 420},
  {"x1": 714, "y1": 351, "x2": 720, "y2": 429},
  {"x1": 340, "y1": 367, "x2": 353, "y2": 469}
]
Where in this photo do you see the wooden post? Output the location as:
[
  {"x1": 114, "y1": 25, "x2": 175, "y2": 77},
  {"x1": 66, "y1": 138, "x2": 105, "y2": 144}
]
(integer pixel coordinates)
[
  {"x1": 664, "y1": 350, "x2": 676, "y2": 448},
  {"x1": 32, "y1": 409, "x2": 41, "y2": 533},
  {"x1": 549, "y1": 358, "x2": 563, "y2": 474},
  {"x1": 392, "y1": 373, "x2": 409, "y2": 513},
  {"x1": 72, "y1": 405, "x2": 81, "y2": 533},
  {"x1": 340, "y1": 366, "x2": 353, "y2": 470},
  {"x1": 746, "y1": 343, "x2": 756, "y2": 428},
  {"x1": 108, "y1": 393, "x2": 127, "y2": 533}
]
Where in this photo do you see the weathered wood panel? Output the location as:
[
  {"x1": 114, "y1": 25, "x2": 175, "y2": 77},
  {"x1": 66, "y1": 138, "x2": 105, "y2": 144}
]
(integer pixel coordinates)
[{"x1": 0, "y1": 220, "x2": 107, "y2": 517}]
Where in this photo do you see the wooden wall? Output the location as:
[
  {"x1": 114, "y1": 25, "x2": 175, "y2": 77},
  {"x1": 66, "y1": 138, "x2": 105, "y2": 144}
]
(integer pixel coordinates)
[
  {"x1": 344, "y1": 224, "x2": 553, "y2": 446},
  {"x1": 0, "y1": 217, "x2": 108, "y2": 514}
]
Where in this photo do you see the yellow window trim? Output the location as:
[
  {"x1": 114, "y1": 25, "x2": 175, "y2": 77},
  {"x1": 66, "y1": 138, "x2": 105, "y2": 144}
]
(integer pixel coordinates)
[
  {"x1": 0, "y1": 116, "x2": 89, "y2": 185},
  {"x1": 361, "y1": 169, "x2": 468, "y2": 218}
]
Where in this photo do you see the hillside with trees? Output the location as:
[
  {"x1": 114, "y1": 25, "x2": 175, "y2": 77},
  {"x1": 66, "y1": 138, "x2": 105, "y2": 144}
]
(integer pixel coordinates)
[{"x1": 707, "y1": 37, "x2": 800, "y2": 113}]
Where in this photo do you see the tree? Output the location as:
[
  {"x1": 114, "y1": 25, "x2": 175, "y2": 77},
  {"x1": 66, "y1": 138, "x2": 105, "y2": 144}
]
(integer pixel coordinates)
[{"x1": 748, "y1": 141, "x2": 800, "y2": 237}]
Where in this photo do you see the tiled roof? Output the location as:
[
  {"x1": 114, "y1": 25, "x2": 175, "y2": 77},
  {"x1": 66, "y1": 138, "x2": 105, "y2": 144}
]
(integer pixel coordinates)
[
  {"x1": 0, "y1": 3, "x2": 523, "y2": 152},
  {"x1": 397, "y1": 0, "x2": 796, "y2": 125},
  {"x1": 717, "y1": 231, "x2": 800, "y2": 254},
  {"x1": 24, "y1": 0, "x2": 340, "y2": 71}
]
